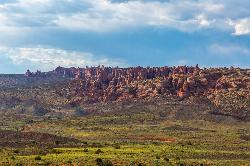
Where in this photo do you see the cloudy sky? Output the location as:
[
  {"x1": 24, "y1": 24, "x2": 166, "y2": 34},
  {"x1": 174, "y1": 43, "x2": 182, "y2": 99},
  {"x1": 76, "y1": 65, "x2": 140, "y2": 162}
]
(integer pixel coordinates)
[{"x1": 0, "y1": 0, "x2": 250, "y2": 73}]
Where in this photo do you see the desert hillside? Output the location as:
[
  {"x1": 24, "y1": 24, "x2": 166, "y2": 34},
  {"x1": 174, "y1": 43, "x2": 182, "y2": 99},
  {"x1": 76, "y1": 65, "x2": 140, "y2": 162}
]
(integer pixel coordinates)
[
  {"x1": 0, "y1": 66, "x2": 250, "y2": 165},
  {"x1": 2, "y1": 65, "x2": 248, "y2": 120}
]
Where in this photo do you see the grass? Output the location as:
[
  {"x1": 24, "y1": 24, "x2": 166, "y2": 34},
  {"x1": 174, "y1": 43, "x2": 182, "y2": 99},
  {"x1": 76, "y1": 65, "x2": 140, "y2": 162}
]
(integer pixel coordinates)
[
  {"x1": 3, "y1": 144, "x2": 249, "y2": 165},
  {"x1": 0, "y1": 107, "x2": 250, "y2": 165}
]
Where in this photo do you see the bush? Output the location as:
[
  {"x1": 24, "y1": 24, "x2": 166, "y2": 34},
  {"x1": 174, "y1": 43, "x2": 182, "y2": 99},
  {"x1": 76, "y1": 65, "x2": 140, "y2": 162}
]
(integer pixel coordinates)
[
  {"x1": 15, "y1": 163, "x2": 23, "y2": 166},
  {"x1": 155, "y1": 155, "x2": 160, "y2": 159},
  {"x1": 83, "y1": 148, "x2": 89, "y2": 152},
  {"x1": 187, "y1": 141, "x2": 192, "y2": 145},
  {"x1": 137, "y1": 163, "x2": 146, "y2": 166},
  {"x1": 113, "y1": 144, "x2": 120, "y2": 149},
  {"x1": 55, "y1": 140, "x2": 60, "y2": 145},
  {"x1": 178, "y1": 161, "x2": 186, "y2": 166},
  {"x1": 164, "y1": 157, "x2": 170, "y2": 162},
  {"x1": 96, "y1": 158, "x2": 103, "y2": 165},
  {"x1": 130, "y1": 161, "x2": 136, "y2": 166},
  {"x1": 13, "y1": 149, "x2": 19, "y2": 154},
  {"x1": 95, "y1": 149, "x2": 104, "y2": 154},
  {"x1": 31, "y1": 140, "x2": 36, "y2": 145},
  {"x1": 103, "y1": 160, "x2": 113, "y2": 166},
  {"x1": 96, "y1": 158, "x2": 113, "y2": 166},
  {"x1": 34, "y1": 156, "x2": 41, "y2": 160},
  {"x1": 82, "y1": 141, "x2": 88, "y2": 145},
  {"x1": 26, "y1": 119, "x2": 34, "y2": 124}
]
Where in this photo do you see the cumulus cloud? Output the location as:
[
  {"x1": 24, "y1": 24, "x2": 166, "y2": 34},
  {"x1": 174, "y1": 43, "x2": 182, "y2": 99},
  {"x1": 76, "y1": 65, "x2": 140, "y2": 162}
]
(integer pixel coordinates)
[
  {"x1": 0, "y1": 0, "x2": 249, "y2": 34},
  {"x1": 228, "y1": 18, "x2": 250, "y2": 35},
  {"x1": 0, "y1": 46, "x2": 127, "y2": 71},
  {"x1": 52, "y1": 0, "x2": 226, "y2": 32}
]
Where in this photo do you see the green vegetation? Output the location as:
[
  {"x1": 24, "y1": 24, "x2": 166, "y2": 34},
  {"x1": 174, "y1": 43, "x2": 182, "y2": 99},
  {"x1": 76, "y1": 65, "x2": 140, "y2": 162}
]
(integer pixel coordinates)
[
  {"x1": 0, "y1": 77, "x2": 249, "y2": 165},
  {"x1": 0, "y1": 109, "x2": 249, "y2": 165},
  {"x1": 34, "y1": 156, "x2": 42, "y2": 160}
]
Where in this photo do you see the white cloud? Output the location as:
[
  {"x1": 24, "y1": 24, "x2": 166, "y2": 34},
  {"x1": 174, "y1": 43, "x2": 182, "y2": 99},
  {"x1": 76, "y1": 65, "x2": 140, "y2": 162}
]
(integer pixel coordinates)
[
  {"x1": 201, "y1": 3, "x2": 224, "y2": 12},
  {"x1": 228, "y1": 18, "x2": 250, "y2": 35},
  {"x1": 209, "y1": 44, "x2": 250, "y2": 56},
  {"x1": 0, "y1": 0, "x2": 229, "y2": 33},
  {"x1": 53, "y1": 0, "x2": 222, "y2": 32},
  {"x1": 0, "y1": 0, "x2": 249, "y2": 34},
  {"x1": 0, "y1": 46, "x2": 127, "y2": 71},
  {"x1": 0, "y1": 13, "x2": 8, "y2": 24},
  {"x1": 196, "y1": 14, "x2": 214, "y2": 27}
]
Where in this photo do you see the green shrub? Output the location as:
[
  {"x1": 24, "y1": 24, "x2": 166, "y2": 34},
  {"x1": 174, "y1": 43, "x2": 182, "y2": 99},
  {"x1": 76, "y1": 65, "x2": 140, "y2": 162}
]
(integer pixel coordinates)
[
  {"x1": 137, "y1": 163, "x2": 145, "y2": 166},
  {"x1": 95, "y1": 149, "x2": 104, "y2": 154},
  {"x1": 96, "y1": 158, "x2": 103, "y2": 165},
  {"x1": 96, "y1": 158, "x2": 113, "y2": 166},
  {"x1": 83, "y1": 148, "x2": 89, "y2": 152},
  {"x1": 164, "y1": 157, "x2": 170, "y2": 162},
  {"x1": 34, "y1": 156, "x2": 42, "y2": 160},
  {"x1": 55, "y1": 140, "x2": 60, "y2": 145},
  {"x1": 15, "y1": 163, "x2": 23, "y2": 166},
  {"x1": 103, "y1": 160, "x2": 113, "y2": 166},
  {"x1": 155, "y1": 155, "x2": 160, "y2": 159},
  {"x1": 129, "y1": 161, "x2": 136, "y2": 166},
  {"x1": 13, "y1": 150, "x2": 19, "y2": 154},
  {"x1": 178, "y1": 161, "x2": 186, "y2": 166},
  {"x1": 113, "y1": 144, "x2": 121, "y2": 149}
]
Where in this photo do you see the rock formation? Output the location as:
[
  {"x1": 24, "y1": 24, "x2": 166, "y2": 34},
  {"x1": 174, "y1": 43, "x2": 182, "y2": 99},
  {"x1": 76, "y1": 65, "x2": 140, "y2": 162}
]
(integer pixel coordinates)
[{"x1": 26, "y1": 66, "x2": 250, "y2": 119}]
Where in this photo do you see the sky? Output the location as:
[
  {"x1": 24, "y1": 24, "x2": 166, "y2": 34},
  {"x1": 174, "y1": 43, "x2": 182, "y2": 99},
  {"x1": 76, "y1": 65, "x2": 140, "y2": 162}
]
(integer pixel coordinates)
[{"x1": 0, "y1": 0, "x2": 250, "y2": 73}]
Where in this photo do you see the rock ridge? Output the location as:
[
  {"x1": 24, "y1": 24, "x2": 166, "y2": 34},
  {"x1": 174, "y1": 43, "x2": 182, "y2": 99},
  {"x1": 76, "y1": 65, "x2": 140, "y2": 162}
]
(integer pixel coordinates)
[{"x1": 25, "y1": 65, "x2": 250, "y2": 120}]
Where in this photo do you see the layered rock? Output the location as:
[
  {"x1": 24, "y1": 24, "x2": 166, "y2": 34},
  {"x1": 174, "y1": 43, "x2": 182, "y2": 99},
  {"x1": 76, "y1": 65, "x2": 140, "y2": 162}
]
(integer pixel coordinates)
[{"x1": 26, "y1": 66, "x2": 250, "y2": 119}]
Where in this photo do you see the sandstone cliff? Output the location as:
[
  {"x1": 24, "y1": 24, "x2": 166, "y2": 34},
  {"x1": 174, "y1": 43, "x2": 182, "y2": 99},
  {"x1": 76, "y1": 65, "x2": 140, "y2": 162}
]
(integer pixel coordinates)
[{"x1": 25, "y1": 66, "x2": 250, "y2": 120}]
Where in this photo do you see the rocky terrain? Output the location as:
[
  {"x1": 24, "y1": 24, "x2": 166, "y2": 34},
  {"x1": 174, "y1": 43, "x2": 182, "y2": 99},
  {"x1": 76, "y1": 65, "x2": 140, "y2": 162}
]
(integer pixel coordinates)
[
  {"x1": 0, "y1": 65, "x2": 250, "y2": 165},
  {"x1": 0, "y1": 65, "x2": 249, "y2": 120},
  {"x1": 26, "y1": 65, "x2": 250, "y2": 120}
]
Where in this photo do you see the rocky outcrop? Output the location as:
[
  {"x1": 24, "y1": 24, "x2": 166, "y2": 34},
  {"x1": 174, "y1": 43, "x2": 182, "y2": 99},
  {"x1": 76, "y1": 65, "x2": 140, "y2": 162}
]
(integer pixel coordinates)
[
  {"x1": 26, "y1": 66, "x2": 250, "y2": 120},
  {"x1": 25, "y1": 66, "x2": 77, "y2": 78}
]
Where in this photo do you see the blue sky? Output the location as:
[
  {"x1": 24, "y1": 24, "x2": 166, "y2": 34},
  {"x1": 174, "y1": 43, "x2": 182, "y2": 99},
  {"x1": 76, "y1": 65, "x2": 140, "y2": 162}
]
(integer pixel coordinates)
[{"x1": 0, "y1": 0, "x2": 250, "y2": 73}]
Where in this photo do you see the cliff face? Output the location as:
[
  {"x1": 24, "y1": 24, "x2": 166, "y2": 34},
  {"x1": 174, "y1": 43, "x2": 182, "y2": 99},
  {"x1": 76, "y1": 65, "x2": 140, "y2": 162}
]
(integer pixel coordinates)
[{"x1": 25, "y1": 66, "x2": 250, "y2": 120}]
